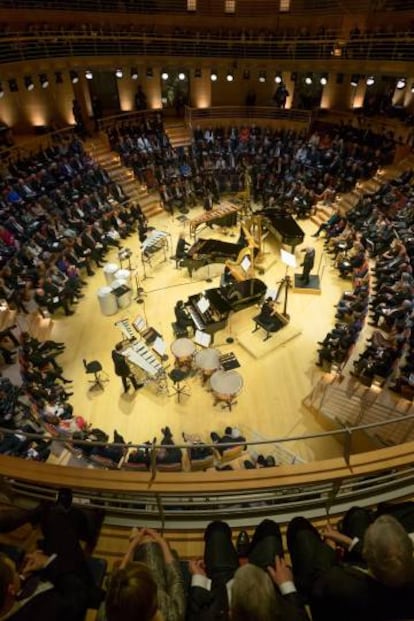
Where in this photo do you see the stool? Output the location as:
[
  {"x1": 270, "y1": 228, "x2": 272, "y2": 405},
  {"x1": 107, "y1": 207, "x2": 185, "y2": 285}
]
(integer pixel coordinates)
[
  {"x1": 172, "y1": 322, "x2": 189, "y2": 338},
  {"x1": 169, "y1": 368, "x2": 190, "y2": 403}
]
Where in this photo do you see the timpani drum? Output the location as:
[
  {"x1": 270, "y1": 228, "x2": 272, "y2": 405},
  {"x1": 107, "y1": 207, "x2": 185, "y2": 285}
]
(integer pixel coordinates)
[
  {"x1": 210, "y1": 369, "x2": 243, "y2": 411},
  {"x1": 171, "y1": 338, "x2": 196, "y2": 369},
  {"x1": 194, "y1": 348, "x2": 221, "y2": 384}
]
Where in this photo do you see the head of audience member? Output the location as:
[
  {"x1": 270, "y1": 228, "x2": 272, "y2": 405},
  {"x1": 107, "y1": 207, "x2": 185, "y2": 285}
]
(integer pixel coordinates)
[
  {"x1": 0, "y1": 553, "x2": 21, "y2": 617},
  {"x1": 231, "y1": 564, "x2": 280, "y2": 621},
  {"x1": 105, "y1": 562, "x2": 160, "y2": 621},
  {"x1": 363, "y1": 515, "x2": 414, "y2": 587}
]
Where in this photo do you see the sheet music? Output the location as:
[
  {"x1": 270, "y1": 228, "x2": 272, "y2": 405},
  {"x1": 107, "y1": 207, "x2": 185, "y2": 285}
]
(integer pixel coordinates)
[
  {"x1": 194, "y1": 330, "x2": 211, "y2": 348},
  {"x1": 153, "y1": 336, "x2": 166, "y2": 357}
]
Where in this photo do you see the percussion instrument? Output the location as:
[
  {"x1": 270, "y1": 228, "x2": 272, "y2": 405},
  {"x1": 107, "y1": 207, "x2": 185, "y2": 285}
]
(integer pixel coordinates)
[
  {"x1": 171, "y1": 337, "x2": 196, "y2": 368},
  {"x1": 194, "y1": 348, "x2": 221, "y2": 384},
  {"x1": 97, "y1": 286, "x2": 118, "y2": 316},
  {"x1": 210, "y1": 369, "x2": 243, "y2": 411}
]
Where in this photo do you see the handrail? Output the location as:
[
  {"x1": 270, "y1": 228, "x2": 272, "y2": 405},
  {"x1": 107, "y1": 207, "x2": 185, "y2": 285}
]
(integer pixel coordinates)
[{"x1": 0, "y1": 31, "x2": 413, "y2": 64}]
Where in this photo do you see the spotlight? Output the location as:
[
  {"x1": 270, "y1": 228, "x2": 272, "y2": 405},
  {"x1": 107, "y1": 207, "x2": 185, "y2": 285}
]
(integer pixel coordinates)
[
  {"x1": 130, "y1": 67, "x2": 138, "y2": 80},
  {"x1": 55, "y1": 71, "x2": 63, "y2": 84},
  {"x1": 396, "y1": 77, "x2": 406, "y2": 90},
  {"x1": 305, "y1": 73, "x2": 313, "y2": 85},
  {"x1": 178, "y1": 72, "x2": 186, "y2": 81},
  {"x1": 85, "y1": 69, "x2": 93, "y2": 80},
  {"x1": 39, "y1": 73, "x2": 49, "y2": 88},
  {"x1": 8, "y1": 78, "x2": 18, "y2": 92},
  {"x1": 226, "y1": 72, "x2": 234, "y2": 82},
  {"x1": 0, "y1": 84, "x2": 4, "y2": 99},
  {"x1": 146, "y1": 67, "x2": 153, "y2": 78},
  {"x1": 320, "y1": 73, "x2": 328, "y2": 86},
  {"x1": 274, "y1": 73, "x2": 282, "y2": 84},
  {"x1": 194, "y1": 68, "x2": 201, "y2": 78},
  {"x1": 161, "y1": 71, "x2": 169, "y2": 80},
  {"x1": 411, "y1": 83, "x2": 414, "y2": 93},
  {"x1": 70, "y1": 70, "x2": 79, "y2": 84},
  {"x1": 115, "y1": 68, "x2": 123, "y2": 79},
  {"x1": 24, "y1": 76, "x2": 34, "y2": 91},
  {"x1": 259, "y1": 71, "x2": 266, "y2": 83},
  {"x1": 210, "y1": 71, "x2": 218, "y2": 81},
  {"x1": 350, "y1": 74, "x2": 360, "y2": 87},
  {"x1": 243, "y1": 69, "x2": 250, "y2": 80},
  {"x1": 366, "y1": 75, "x2": 375, "y2": 86}
]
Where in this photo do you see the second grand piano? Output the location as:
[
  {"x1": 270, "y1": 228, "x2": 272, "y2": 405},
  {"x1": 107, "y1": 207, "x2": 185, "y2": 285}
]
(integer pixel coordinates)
[
  {"x1": 256, "y1": 209, "x2": 305, "y2": 253},
  {"x1": 185, "y1": 278, "x2": 267, "y2": 337},
  {"x1": 181, "y1": 238, "x2": 243, "y2": 277}
]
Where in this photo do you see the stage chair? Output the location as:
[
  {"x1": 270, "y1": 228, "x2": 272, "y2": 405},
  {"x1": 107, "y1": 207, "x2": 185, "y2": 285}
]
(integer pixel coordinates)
[
  {"x1": 83, "y1": 359, "x2": 108, "y2": 390},
  {"x1": 169, "y1": 368, "x2": 190, "y2": 402}
]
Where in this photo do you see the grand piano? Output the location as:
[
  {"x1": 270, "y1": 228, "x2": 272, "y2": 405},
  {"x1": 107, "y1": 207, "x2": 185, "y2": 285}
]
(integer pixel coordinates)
[
  {"x1": 181, "y1": 238, "x2": 243, "y2": 277},
  {"x1": 185, "y1": 278, "x2": 267, "y2": 337},
  {"x1": 257, "y1": 209, "x2": 305, "y2": 252}
]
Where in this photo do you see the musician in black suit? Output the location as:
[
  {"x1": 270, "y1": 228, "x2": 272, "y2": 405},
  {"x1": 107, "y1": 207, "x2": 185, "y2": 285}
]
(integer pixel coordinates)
[
  {"x1": 111, "y1": 343, "x2": 142, "y2": 393},
  {"x1": 300, "y1": 247, "x2": 315, "y2": 285},
  {"x1": 175, "y1": 233, "x2": 190, "y2": 268},
  {"x1": 174, "y1": 300, "x2": 193, "y2": 331}
]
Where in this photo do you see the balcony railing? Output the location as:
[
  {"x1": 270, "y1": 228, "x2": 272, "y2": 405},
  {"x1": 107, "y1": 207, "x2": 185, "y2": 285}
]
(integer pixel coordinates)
[
  {"x1": 1, "y1": 0, "x2": 413, "y2": 16},
  {"x1": 0, "y1": 31, "x2": 413, "y2": 65}
]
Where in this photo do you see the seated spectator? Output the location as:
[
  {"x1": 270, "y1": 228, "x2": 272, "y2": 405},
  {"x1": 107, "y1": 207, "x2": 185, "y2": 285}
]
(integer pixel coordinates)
[
  {"x1": 0, "y1": 503, "x2": 103, "y2": 621},
  {"x1": 189, "y1": 520, "x2": 308, "y2": 621},
  {"x1": 156, "y1": 427, "x2": 182, "y2": 466},
  {"x1": 105, "y1": 527, "x2": 185, "y2": 621},
  {"x1": 287, "y1": 513, "x2": 414, "y2": 621}
]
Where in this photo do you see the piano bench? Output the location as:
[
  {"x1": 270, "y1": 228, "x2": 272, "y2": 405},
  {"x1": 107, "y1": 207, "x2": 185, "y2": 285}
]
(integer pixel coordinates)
[
  {"x1": 171, "y1": 322, "x2": 189, "y2": 339},
  {"x1": 252, "y1": 316, "x2": 276, "y2": 342}
]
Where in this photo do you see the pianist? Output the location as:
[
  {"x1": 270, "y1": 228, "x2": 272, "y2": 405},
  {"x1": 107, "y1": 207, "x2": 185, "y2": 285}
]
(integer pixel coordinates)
[
  {"x1": 174, "y1": 300, "x2": 194, "y2": 334},
  {"x1": 111, "y1": 342, "x2": 143, "y2": 393},
  {"x1": 175, "y1": 233, "x2": 191, "y2": 269}
]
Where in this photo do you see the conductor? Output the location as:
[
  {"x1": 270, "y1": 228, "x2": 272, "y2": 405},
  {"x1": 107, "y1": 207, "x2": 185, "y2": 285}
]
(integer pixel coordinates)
[
  {"x1": 300, "y1": 247, "x2": 315, "y2": 285},
  {"x1": 111, "y1": 342, "x2": 143, "y2": 393}
]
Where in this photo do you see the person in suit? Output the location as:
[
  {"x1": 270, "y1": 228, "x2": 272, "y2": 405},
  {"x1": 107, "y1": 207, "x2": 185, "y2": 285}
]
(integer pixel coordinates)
[
  {"x1": 175, "y1": 233, "x2": 190, "y2": 268},
  {"x1": 287, "y1": 514, "x2": 414, "y2": 621},
  {"x1": 0, "y1": 504, "x2": 101, "y2": 621},
  {"x1": 188, "y1": 520, "x2": 309, "y2": 621},
  {"x1": 111, "y1": 343, "x2": 142, "y2": 393},
  {"x1": 300, "y1": 247, "x2": 315, "y2": 285}
]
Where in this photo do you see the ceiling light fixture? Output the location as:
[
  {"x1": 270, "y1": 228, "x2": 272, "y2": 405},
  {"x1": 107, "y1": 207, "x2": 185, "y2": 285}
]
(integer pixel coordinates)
[
  {"x1": 39, "y1": 73, "x2": 49, "y2": 88},
  {"x1": 210, "y1": 71, "x2": 218, "y2": 81},
  {"x1": 85, "y1": 69, "x2": 93, "y2": 80},
  {"x1": 24, "y1": 76, "x2": 34, "y2": 91},
  {"x1": 130, "y1": 67, "x2": 138, "y2": 80},
  {"x1": 115, "y1": 68, "x2": 123, "y2": 79},
  {"x1": 70, "y1": 70, "x2": 79, "y2": 84}
]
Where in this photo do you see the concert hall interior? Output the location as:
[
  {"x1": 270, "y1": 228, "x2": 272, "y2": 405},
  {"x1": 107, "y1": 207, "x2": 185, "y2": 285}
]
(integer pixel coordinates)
[{"x1": 1, "y1": 0, "x2": 414, "y2": 474}]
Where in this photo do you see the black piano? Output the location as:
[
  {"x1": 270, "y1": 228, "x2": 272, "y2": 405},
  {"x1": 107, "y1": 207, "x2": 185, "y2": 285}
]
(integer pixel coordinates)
[
  {"x1": 258, "y1": 209, "x2": 305, "y2": 252},
  {"x1": 185, "y1": 278, "x2": 267, "y2": 337},
  {"x1": 181, "y1": 238, "x2": 243, "y2": 277}
]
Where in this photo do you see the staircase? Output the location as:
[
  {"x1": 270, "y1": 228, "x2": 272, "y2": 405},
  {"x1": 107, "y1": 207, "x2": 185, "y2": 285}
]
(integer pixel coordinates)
[
  {"x1": 164, "y1": 122, "x2": 192, "y2": 149},
  {"x1": 85, "y1": 136, "x2": 162, "y2": 218}
]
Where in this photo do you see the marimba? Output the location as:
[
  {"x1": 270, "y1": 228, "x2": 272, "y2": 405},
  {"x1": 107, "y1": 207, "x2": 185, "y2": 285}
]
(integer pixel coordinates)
[{"x1": 189, "y1": 202, "x2": 243, "y2": 239}]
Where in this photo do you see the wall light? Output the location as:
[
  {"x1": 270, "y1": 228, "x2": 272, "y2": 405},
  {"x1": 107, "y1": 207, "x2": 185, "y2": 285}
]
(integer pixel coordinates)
[
  {"x1": 194, "y1": 68, "x2": 201, "y2": 78},
  {"x1": 85, "y1": 69, "x2": 93, "y2": 80},
  {"x1": 130, "y1": 67, "x2": 138, "y2": 80},
  {"x1": 146, "y1": 68, "x2": 153, "y2": 78},
  {"x1": 366, "y1": 75, "x2": 375, "y2": 86},
  {"x1": 320, "y1": 73, "x2": 328, "y2": 86},
  {"x1": 210, "y1": 71, "x2": 218, "y2": 81},
  {"x1": 0, "y1": 84, "x2": 4, "y2": 99},
  {"x1": 161, "y1": 71, "x2": 169, "y2": 80},
  {"x1": 274, "y1": 73, "x2": 282, "y2": 84},
  {"x1": 226, "y1": 72, "x2": 234, "y2": 82},
  {"x1": 178, "y1": 72, "x2": 186, "y2": 81},
  {"x1": 305, "y1": 73, "x2": 313, "y2": 85},
  {"x1": 70, "y1": 70, "x2": 79, "y2": 84},
  {"x1": 411, "y1": 83, "x2": 414, "y2": 93},
  {"x1": 39, "y1": 73, "x2": 49, "y2": 88},
  {"x1": 350, "y1": 74, "x2": 360, "y2": 87},
  {"x1": 243, "y1": 69, "x2": 250, "y2": 80},
  {"x1": 55, "y1": 71, "x2": 63, "y2": 84},
  {"x1": 396, "y1": 77, "x2": 406, "y2": 90},
  {"x1": 115, "y1": 68, "x2": 123, "y2": 79},
  {"x1": 259, "y1": 71, "x2": 266, "y2": 83},
  {"x1": 24, "y1": 76, "x2": 34, "y2": 91}
]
